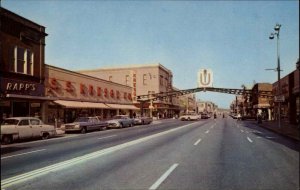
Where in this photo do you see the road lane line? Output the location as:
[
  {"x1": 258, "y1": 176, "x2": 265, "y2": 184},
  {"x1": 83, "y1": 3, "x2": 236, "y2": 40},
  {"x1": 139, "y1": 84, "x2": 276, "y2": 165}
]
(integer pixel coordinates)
[
  {"x1": 97, "y1": 135, "x2": 117, "y2": 140},
  {"x1": 256, "y1": 136, "x2": 262, "y2": 138},
  {"x1": 149, "y1": 163, "x2": 179, "y2": 190},
  {"x1": 1, "y1": 149, "x2": 46, "y2": 160},
  {"x1": 205, "y1": 130, "x2": 209, "y2": 134},
  {"x1": 241, "y1": 130, "x2": 244, "y2": 133},
  {"x1": 247, "y1": 137, "x2": 253, "y2": 143},
  {"x1": 194, "y1": 139, "x2": 202, "y2": 146},
  {"x1": 1, "y1": 123, "x2": 196, "y2": 189}
]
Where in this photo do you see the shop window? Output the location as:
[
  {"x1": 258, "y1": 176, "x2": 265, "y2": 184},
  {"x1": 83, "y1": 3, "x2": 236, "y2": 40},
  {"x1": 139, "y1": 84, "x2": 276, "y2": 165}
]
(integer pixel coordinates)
[{"x1": 11, "y1": 46, "x2": 34, "y2": 75}]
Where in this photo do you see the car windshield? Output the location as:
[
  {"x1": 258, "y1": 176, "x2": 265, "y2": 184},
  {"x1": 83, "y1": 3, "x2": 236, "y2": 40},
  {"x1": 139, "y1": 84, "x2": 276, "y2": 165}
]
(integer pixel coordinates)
[
  {"x1": 74, "y1": 117, "x2": 89, "y2": 122},
  {"x1": 1, "y1": 119, "x2": 19, "y2": 125}
]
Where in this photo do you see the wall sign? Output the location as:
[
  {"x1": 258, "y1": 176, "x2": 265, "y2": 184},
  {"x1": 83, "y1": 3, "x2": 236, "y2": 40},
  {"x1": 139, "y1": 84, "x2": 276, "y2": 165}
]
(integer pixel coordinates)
[{"x1": 1, "y1": 78, "x2": 44, "y2": 96}]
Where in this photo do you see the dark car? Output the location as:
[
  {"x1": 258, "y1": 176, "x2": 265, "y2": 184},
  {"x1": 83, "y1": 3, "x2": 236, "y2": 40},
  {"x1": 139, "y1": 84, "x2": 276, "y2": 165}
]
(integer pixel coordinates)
[
  {"x1": 200, "y1": 113, "x2": 209, "y2": 119},
  {"x1": 61, "y1": 117, "x2": 108, "y2": 133}
]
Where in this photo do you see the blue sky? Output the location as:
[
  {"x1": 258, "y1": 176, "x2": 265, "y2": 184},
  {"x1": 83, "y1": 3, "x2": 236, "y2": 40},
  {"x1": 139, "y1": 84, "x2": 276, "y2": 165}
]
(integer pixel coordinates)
[{"x1": 2, "y1": 1, "x2": 299, "y2": 108}]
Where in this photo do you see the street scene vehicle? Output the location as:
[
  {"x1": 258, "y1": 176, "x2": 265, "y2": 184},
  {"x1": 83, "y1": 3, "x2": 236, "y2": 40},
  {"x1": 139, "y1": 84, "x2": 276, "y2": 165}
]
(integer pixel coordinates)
[
  {"x1": 60, "y1": 117, "x2": 108, "y2": 133},
  {"x1": 1, "y1": 117, "x2": 56, "y2": 144},
  {"x1": 107, "y1": 115, "x2": 134, "y2": 128},
  {"x1": 133, "y1": 116, "x2": 153, "y2": 125},
  {"x1": 179, "y1": 114, "x2": 200, "y2": 121},
  {"x1": 200, "y1": 113, "x2": 209, "y2": 119}
]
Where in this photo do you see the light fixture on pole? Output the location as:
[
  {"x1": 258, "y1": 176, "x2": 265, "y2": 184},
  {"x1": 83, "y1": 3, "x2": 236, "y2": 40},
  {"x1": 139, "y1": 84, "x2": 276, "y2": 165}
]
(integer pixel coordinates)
[{"x1": 268, "y1": 23, "x2": 282, "y2": 129}]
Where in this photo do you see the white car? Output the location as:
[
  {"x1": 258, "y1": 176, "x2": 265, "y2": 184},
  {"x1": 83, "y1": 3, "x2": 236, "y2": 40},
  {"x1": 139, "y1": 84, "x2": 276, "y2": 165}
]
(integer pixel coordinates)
[
  {"x1": 1, "y1": 117, "x2": 56, "y2": 144},
  {"x1": 107, "y1": 115, "x2": 134, "y2": 128},
  {"x1": 179, "y1": 114, "x2": 200, "y2": 121}
]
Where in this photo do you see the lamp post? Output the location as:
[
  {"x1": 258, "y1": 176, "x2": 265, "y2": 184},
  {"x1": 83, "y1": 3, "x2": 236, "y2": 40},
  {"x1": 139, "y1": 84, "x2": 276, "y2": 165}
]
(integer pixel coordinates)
[{"x1": 269, "y1": 23, "x2": 282, "y2": 129}]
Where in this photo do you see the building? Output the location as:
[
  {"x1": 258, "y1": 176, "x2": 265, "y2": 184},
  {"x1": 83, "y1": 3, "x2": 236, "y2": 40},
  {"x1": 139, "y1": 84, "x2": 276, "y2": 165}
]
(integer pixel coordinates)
[
  {"x1": 44, "y1": 65, "x2": 138, "y2": 125},
  {"x1": 197, "y1": 100, "x2": 218, "y2": 114},
  {"x1": 0, "y1": 7, "x2": 48, "y2": 121},
  {"x1": 251, "y1": 83, "x2": 273, "y2": 120},
  {"x1": 273, "y1": 60, "x2": 300, "y2": 124},
  {"x1": 179, "y1": 93, "x2": 197, "y2": 114},
  {"x1": 78, "y1": 63, "x2": 176, "y2": 118}
]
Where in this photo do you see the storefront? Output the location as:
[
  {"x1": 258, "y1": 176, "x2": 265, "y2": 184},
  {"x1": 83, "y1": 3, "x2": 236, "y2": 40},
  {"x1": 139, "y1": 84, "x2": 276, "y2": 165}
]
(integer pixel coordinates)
[
  {"x1": 44, "y1": 65, "x2": 138, "y2": 126},
  {"x1": 0, "y1": 78, "x2": 48, "y2": 122}
]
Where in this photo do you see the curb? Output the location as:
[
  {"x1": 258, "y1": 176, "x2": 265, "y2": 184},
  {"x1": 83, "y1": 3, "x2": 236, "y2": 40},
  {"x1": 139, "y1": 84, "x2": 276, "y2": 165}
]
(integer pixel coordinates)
[{"x1": 257, "y1": 123, "x2": 300, "y2": 141}]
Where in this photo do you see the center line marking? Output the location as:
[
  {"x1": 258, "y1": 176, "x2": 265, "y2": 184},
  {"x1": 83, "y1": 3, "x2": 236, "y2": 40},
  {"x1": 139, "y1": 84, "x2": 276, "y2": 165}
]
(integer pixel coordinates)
[
  {"x1": 194, "y1": 139, "x2": 202, "y2": 146},
  {"x1": 98, "y1": 135, "x2": 117, "y2": 140},
  {"x1": 1, "y1": 149, "x2": 46, "y2": 160},
  {"x1": 205, "y1": 130, "x2": 209, "y2": 134},
  {"x1": 241, "y1": 130, "x2": 244, "y2": 133},
  {"x1": 149, "y1": 163, "x2": 179, "y2": 190},
  {"x1": 247, "y1": 137, "x2": 253, "y2": 143}
]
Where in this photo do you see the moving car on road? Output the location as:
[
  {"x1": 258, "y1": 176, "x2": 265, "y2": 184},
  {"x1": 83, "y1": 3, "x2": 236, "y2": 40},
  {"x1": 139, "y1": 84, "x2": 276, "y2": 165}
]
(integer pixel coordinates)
[
  {"x1": 107, "y1": 115, "x2": 134, "y2": 128},
  {"x1": 200, "y1": 113, "x2": 209, "y2": 119},
  {"x1": 179, "y1": 114, "x2": 200, "y2": 121},
  {"x1": 1, "y1": 117, "x2": 56, "y2": 144},
  {"x1": 133, "y1": 116, "x2": 153, "y2": 125},
  {"x1": 61, "y1": 117, "x2": 108, "y2": 133}
]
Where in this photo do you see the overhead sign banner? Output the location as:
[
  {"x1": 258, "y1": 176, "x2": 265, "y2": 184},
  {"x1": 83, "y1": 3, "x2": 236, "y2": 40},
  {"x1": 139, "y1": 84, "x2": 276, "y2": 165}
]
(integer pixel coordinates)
[{"x1": 198, "y1": 69, "x2": 213, "y2": 88}]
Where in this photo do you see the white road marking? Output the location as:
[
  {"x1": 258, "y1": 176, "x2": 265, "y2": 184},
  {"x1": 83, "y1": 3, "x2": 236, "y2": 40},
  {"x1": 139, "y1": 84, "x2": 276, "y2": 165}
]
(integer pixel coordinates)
[
  {"x1": 149, "y1": 163, "x2": 179, "y2": 190},
  {"x1": 247, "y1": 137, "x2": 253, "y2": 143},
  {"x1": 1, "y1": 123, "x2": 195, "y2": 189},
  {"x1": 194, "y1": 139, "x2": 202, "y2": 146},
  {"x1": 205, "y1": 130, "x2": 209, "y2": 134},
  {"x1": 246, "y1": 131, "x2": 249, "y2": 134},
  {"x1": 241, "y1": 130, "x2": 244, "y2": 133},
  {"x1": 97, "y1": 135, "x2": 117, "y2": 140},
  {"x1": 1, "y1": 149, "x2": 46, "y2": 160},
  {"x1": 256, "y1": 136, "x2": 262, "y2": 138}
]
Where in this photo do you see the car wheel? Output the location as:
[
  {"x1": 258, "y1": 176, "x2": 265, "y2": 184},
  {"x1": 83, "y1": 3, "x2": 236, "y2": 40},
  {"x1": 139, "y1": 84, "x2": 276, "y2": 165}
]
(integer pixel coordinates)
[
  {"x1": 187, "y1": 117, "x2": 190, "y2": 121},
  {"x1": 2, "y1": 135, "x2": 13, "y2": 144},
  {"x1": 42, "y1": 132, "x2": 50, "y2": 140},
  {"x1": 81, "y1": 127, "x2": 87, "y2": 134}
]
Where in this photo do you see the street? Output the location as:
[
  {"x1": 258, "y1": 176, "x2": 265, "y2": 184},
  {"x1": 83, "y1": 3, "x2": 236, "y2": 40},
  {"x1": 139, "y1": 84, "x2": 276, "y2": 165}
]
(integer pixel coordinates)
[{"x1": 1, "y1": 117, "x2": 299, "y2": 190}]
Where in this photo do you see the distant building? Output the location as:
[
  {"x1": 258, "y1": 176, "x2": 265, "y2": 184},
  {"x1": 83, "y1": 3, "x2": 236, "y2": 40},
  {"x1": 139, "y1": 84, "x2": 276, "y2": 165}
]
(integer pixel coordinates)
[
  {"x1": 251, "y1": 83, "x2": 273, "y2": 120},
  {"x1": 78, "y1": 63, "x2": 177, "y2": 118}
]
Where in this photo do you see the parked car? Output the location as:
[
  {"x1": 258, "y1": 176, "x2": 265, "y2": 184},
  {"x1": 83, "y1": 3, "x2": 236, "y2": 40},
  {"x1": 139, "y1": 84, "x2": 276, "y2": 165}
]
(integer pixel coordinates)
[
  {"x1": 134, "y1": 116, "x2": 153, "y2": 125},
  {"x1": 179, "y1": 114, "x2": 200, "y2": 121},
  {"x1": 200, "y1": 113, "x2": 209, "y2": 119},
  {"x1": 107, "y1": 115, "x2": 134, "y2": 128},
  {"x1": 1, "y1": 117, "x2": 56, "y2": 144},
  {"x1": 61, "y1": 117, "x2": 108, "y2": 133}
]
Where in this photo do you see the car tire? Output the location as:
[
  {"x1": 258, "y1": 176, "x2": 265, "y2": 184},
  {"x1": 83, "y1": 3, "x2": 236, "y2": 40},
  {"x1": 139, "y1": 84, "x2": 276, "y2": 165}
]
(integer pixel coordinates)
[
  {"x1": 81, "y1": 127, "x2": 87, "y2": 134},
  {"x1": 187, "y1": 117, "x2": 190, "y2": 121},
  {"x1": 42, "y1": 132, "x2": 50, "y2": 140},
  {"x1": 2, "y1": 135, "x2": 13, "y2": 144}
]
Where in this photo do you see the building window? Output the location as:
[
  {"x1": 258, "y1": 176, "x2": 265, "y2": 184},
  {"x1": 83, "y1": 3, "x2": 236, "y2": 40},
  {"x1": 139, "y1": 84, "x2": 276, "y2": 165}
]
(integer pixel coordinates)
[
  {"x1": 160, "y1": 75, "x2": 164, "y2": 86},
  {"x1": 11, "y1": 46, "x2": 34, "y2": 75},
  {"x1": 125, "y1": 75, "x2": 130, "y2": 86},
  {"x1": 143, "y1": 74, "x2": 147, "y2": 85}
]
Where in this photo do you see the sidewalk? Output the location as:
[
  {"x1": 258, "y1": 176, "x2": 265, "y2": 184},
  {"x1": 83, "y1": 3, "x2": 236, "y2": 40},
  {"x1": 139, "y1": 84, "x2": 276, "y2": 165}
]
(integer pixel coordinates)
[{"x1": 255, "y1": 120, "x2": 300, "y2": 141}]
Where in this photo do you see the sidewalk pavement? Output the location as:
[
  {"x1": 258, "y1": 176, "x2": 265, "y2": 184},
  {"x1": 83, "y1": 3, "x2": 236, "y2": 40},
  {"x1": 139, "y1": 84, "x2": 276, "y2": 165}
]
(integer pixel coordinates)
[{"x1": 255, "y1": 120, "x2": 300, "y2": 141}]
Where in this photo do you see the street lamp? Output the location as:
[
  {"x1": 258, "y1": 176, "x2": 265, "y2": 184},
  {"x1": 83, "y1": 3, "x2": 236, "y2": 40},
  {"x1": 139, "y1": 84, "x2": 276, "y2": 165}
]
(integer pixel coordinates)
[{"x1": 269, "y1": 23, "x2": 282, "y2": 129}]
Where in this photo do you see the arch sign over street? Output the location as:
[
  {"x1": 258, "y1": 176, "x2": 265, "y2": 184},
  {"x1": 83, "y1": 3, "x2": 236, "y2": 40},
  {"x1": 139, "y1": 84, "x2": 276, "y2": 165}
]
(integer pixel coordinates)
[{"x1": 198, "y1": 69, "x2": 213, "y2": 88}]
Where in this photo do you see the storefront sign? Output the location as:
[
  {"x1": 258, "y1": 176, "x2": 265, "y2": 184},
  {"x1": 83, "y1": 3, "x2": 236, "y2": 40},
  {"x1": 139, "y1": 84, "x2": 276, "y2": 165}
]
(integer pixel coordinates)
[{"x1": 1, "y1": 78, "x2": 44, "y2": 96}]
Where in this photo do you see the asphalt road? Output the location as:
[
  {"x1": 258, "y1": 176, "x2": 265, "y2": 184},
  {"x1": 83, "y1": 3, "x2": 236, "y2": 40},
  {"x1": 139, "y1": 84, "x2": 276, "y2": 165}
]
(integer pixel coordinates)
[{"x1": 1, "y1": 118, "x2": 299, "y2": 190}]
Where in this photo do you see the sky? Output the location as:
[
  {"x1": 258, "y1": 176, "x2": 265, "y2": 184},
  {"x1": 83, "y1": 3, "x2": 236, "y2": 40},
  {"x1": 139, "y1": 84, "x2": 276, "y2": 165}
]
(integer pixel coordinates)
[{"x1": 2, "y1": 0, "x2": 299, "y2": 108}]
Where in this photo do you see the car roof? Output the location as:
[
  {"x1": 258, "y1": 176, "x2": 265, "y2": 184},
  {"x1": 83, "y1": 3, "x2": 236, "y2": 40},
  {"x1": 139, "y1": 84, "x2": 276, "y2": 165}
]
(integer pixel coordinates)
[{"x1": 5, "y1": 117, "x2": 40, "y2": 120}]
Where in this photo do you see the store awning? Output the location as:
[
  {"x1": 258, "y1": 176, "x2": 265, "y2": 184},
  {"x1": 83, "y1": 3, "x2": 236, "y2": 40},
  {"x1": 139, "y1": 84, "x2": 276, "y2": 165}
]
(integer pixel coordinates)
[
  {"x1": 54, "y1": 100, "x2": 109, "y2": 109},
  {"x1": 105, "y1": 103, "x2": 139, "y2": 110}
]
